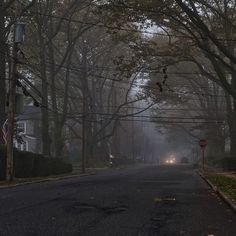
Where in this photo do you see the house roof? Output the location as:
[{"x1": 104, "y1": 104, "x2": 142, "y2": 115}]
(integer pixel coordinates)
[{"x1": 17, "y1": 105, "x2": 41, "y2": 121}]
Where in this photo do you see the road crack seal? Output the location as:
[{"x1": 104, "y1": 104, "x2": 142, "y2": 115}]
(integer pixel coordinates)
[{"x1": 71, "y1": 202, "x2": 128, "y2": 215}]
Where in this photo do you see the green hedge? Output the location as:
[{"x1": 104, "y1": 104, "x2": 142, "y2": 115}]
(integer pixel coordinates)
[{"x1": 0, "y1": 145, "x2": 72, "y2": 180}]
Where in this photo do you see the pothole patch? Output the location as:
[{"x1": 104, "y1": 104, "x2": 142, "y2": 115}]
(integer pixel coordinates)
[
  {"x1": 72, "y1": 203, "x2": 97, "y2": 213},
  {"x1": 101, "y1": 206, "x2": 128, "y2": 215},
  {"x1": 71, "y1": 202, "x2": 128, "y2": 215}
]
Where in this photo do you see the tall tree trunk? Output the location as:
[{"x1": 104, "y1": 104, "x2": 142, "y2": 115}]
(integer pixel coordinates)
[
  {"x1": 51, "y1": 47, "x2": 73, "y2": 158},
  {"x1": 54, "y1": 60, "x2": 72, "y2": 157},
  {"x1": 231, "y1": 99, "x2": 236, "y2": 156},
  {"x1": 0, "y1": 1, "x2": 6, "y2": 144},
  {"x1": 226, "y1": 67, "x2": 236, "y2": 156},
  {"x1": 226, "y1": 93, "x2": 236, "y2": 156},
  {"x1": 47, "y1": 24, "x2": 59, "y2": 157},
  {"x1": 39, "y1": 29, "x2": 51, "y2": 156},
  {"x1": 111, "y1": 89, "x2": 120, "y2": 157}
]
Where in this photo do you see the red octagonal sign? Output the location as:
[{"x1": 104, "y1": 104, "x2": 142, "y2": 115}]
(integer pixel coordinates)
[{"x1": 199, "y1": 139, "x2": 207, "y2": 149}]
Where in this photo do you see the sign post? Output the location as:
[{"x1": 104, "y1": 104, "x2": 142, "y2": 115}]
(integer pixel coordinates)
[{"x1": 199, "y1": 139, "x2": 207, "y2": 170}]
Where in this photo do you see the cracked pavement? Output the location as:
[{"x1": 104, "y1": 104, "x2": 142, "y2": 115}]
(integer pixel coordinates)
[{"x1": 0, "y1": 165, "x2": 235, "y2": 236}]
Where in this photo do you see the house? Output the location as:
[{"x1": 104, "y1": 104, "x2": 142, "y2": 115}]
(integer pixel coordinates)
[{"x1": 14, "y1": 105, "x2": 41, "y2": 153}]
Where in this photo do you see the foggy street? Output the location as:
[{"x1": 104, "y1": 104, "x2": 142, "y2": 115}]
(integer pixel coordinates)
[
  {"x1": 2, "y1": 1, "x2": 236, "y2": 235},
  {"x1": 0, "y1": 165, "x2": 235, "y2": 236}
]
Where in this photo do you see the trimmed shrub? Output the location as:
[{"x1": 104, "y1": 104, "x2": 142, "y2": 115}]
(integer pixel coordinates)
[{"x1": 0, "y1": 145, "x2": 72, "y2": 180}]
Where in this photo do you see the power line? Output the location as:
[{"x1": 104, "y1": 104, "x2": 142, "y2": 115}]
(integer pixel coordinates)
[
  {"x1": 18, "y1": 107, "x2": 225, "y2": 122},
  {"x1": 36, "y1": 61, "x2": 228, "y2": 99},
  {"x1": 79, "y1": 117, "x2": 224, "y2": 124},
  {"x1": 0, "y1": 46, "x2": 230, "y2": 100},
  {"x1": 68, "y1": 112, "x2": 225, "y2": 121},
  {"x1": 84, "y1": 105, "x2": 228, "y2": 112}
]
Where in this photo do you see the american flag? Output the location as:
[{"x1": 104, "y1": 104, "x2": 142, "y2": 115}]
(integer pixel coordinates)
[{"x1": 2, "y1": 119, "x2": 10, "y2": 145}]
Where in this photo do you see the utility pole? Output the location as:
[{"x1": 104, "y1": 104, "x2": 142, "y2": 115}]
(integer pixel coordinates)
[
  {"x1": 6, "y1": 36, "x2": 17, "y2": 182},
  {"x1": 6, "y1": 0, "x2": 24, "y2": 181},
  {"x1": 0, "y1": 1, "x2": 6, "y2": 143},
  {"x1": 199, "y1": 139, "x2": 207, "y2": 171}
]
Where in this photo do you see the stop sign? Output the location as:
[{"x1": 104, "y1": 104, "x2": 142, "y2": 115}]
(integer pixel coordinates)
[{"x1": 199, "y1": 139, "x2": 207, "y2": 149}]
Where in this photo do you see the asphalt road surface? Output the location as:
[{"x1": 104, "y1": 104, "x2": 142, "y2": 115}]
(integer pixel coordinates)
[{"x1": 0, "y1": 165, "x2": 235, "y2": 236}]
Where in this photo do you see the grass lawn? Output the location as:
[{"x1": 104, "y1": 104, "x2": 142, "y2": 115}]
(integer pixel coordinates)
[{"x1": 204, "y1": 173, "x2": 236, "y2": 204}]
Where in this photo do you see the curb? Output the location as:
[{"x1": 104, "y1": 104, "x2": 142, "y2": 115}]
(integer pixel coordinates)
[
  {"x1": 0, "y1": 172, "x2": 96, "y2": 189},
  {"x1": 198, "y1": 171, "x2": 236, "y2": 213},
  {"x1": 0, "y1": 164, "x2": 145, "y2": 189}
]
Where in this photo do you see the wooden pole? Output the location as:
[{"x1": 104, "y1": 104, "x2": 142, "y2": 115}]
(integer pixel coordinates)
[
  {"x1": 6, "y1": 41, "x2": 17, "y2": 181},
  {"x1": 202, "y1": 148, "x2": 205, "y2": 170},
  {"x1": 6, "y1": 0, "x2": 21, "y2": 181}
]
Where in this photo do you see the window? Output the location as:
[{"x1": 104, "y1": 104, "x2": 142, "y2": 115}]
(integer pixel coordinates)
[
  {"x1": 17, "y1": 122, "x2": 26, "y2": 134},
  {"x1": 14, "y1": 141, "x2": 28, "y2": 152}
]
